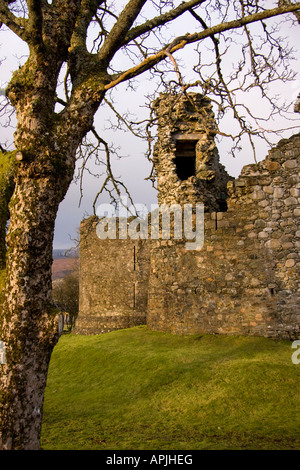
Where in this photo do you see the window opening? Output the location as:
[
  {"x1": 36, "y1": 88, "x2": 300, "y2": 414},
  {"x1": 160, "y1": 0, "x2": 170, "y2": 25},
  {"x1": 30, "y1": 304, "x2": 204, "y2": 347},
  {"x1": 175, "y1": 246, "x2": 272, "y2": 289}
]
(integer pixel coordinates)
[{"x1": 174, "y1": 140, "x2": 197, "y2": 181}]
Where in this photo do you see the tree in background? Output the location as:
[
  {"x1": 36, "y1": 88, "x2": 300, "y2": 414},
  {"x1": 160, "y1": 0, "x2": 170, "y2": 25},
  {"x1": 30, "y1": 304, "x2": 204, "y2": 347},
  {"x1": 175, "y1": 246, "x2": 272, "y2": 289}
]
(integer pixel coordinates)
[
  {"x1": 52, "y1": 271, "x2": 79, "y2": 331},
  {"x1": 0, "y1": 0, "x2": 299, "y2": 450}
]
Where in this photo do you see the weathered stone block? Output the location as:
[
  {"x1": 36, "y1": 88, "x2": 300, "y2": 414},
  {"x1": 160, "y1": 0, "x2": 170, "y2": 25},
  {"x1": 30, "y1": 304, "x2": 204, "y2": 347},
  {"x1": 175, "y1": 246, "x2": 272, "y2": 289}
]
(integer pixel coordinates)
[
  {"x1": 283, "y1": 160, "x2": 297, "y2": 169},
  {"x1": 285, "y1": 259, "x2": 296, "y2": 267},
  {"x1": 263, "y1": 185, "x2": 274, "y2": 194},
  {"x1": 250, "y1": 189, "x2": 265, "y2": 200},
  {"x1": 290, "y1": 188, "x2": 299, "y2": 197},
  {"x1": 273, "y1": 187, "x2": 284, "y2": 198},
  {"x1": 284, "y1": 197, "x2": 298, "y2": 206},
  {"x1": 266, "y1": 161, "x2": 280, "y2": 171},
  {"x1": 265, "y1": 239, "x2": 281, "y2": 249}
]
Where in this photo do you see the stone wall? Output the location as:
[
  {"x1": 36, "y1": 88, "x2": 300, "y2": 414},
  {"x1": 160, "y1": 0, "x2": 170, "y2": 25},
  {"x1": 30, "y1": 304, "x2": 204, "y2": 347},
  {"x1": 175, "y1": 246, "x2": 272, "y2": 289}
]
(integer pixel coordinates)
[
  {"x1": 147, "y1": 133, "x2": 300, "y2": 340},
  {"x1": 76, "y1": 92, "x2": 300, "y2": 340},
  {"x1": 152, "y1": 93, "x2": 232, "y2": 211},
  {"x1": 75, "y1": 217, "x2": 149, "y2": 334}
]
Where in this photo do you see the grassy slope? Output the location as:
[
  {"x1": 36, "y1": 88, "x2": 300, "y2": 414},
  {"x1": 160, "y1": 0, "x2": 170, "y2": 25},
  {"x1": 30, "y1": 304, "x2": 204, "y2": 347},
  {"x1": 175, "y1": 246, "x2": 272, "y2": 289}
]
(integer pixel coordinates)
[{"x1": 41, "y1": 326, "x2": 300, "y2": 450}]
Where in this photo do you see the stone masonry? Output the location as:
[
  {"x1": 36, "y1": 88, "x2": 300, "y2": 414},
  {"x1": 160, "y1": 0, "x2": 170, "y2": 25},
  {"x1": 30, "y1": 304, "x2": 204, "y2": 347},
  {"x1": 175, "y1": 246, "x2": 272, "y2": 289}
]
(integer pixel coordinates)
[
  {"x1": 75, "y1": 217, "x2": 149, "y2": 334},
  {"x1": 147, "y1": 133, "x2": 300, "y2": 339},
  {"x1": 152, "y1": 93, "x2": 232, "y2": 211},
  {"x1": 76, "y1": 93, "x2": 300, "y2": 339}
]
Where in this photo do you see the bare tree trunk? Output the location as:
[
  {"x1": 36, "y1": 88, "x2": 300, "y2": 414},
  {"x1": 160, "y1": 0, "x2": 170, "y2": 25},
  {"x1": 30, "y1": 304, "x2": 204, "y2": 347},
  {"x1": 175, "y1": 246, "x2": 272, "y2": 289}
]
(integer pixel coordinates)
[
  {"x1": 0, "y1": 155, "x2": 73, "y2": 449},
  {"x1": 0, "y1": 39, "x2": 99, "y2": 446}
]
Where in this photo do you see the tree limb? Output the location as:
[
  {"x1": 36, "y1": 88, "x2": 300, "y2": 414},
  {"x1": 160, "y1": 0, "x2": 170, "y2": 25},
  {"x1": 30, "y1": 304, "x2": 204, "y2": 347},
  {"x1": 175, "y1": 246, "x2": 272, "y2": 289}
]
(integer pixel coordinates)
[
  {"x1": 0, "y1": 0, "x2": 26, "y2": 38},
  {"x1": 70, "y1": 0, "x2": 103, "y2": 50},
  {"x1": 68, "y1": 0, "x2": 104, "y2": 81},
  {"x1": 98, "y1": 0, "x2": 148, "y2": 65},
  {"x1": 123, "y1": 0, "x2": 207, "y2": 46},
  {"x1": 26, "y1": 0, "x2": 44, "y2": 49},
  {"x1": 104, "y1": 2, "x2": 300, "y2": 91}
]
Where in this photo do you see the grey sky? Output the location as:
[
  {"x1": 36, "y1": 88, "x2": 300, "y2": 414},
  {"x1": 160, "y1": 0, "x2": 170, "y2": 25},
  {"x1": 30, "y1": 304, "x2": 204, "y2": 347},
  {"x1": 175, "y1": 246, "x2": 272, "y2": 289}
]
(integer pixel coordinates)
[{"x1": 0, "y1": 4, "x2": 299, "y2": 248}]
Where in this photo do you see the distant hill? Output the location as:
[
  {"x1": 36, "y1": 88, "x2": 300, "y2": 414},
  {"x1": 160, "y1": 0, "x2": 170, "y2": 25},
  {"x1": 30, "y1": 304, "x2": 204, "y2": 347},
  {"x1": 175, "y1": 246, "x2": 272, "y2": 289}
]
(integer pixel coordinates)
[
  {"x1": 52, "y1": 247, "x2": 79, "y2": 280},
  {"x1": 53, "y1": 247, "x2": 79, "y2": 260},
  {"x1": 53, "y1": 249, "x2": 67, "y2": 260}
]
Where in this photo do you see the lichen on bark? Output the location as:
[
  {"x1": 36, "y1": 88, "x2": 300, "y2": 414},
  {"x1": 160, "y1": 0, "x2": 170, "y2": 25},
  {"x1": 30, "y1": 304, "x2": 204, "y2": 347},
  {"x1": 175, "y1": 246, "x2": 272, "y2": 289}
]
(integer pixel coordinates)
[{"x1": 0, "y1": 151, "x2": 16, "y2": 270}]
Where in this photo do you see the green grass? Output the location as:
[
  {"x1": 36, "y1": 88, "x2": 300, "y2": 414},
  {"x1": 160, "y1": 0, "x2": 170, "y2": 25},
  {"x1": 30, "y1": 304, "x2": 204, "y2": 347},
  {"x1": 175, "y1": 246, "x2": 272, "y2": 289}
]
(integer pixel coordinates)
[{"x1": 41, "y1": 326, "x2": 300, "y2": 450}]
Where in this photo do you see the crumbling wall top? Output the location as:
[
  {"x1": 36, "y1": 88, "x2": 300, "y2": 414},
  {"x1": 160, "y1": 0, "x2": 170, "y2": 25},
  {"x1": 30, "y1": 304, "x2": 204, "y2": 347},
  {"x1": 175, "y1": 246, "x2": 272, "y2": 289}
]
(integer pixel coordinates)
[{"x1": 152, "y1": 92, "x2": 231, "y2": 210}]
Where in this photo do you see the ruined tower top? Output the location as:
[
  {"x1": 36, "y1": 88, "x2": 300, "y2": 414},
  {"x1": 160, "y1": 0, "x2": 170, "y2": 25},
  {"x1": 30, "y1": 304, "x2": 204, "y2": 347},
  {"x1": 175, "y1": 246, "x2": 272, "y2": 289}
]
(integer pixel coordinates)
[{"x1": 152, "y1": 92, "x2": 231, "y2": 211}]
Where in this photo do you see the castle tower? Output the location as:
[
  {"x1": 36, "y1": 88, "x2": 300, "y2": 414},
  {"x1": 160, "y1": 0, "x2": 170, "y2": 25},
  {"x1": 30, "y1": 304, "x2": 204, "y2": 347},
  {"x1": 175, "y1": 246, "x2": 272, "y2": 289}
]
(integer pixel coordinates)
[{"x1": 152, "y1": 92, "x2": 232, "y2": 211}]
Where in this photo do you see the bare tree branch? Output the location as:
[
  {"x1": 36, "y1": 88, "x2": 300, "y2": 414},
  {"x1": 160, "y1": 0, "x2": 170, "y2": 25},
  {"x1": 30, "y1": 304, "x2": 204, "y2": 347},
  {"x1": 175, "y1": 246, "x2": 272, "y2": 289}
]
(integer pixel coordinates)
[
  {"x1": 98, "y1": 0, "x2": 148, "y2": 65},
  {"x1": 89, "y1": 126, "x2": 136, "y2": 215},
  {"x1": 26, "y1": 0, "x2": 43, "y2": 49},
  {"x1": 70, "y1": 0, "x2": 103, "y2": 50},
  {"x1": 0, "y1": 0, "x2": 26, "y2": 38},
  {"x1": 104, "y1": 2, "x2": 300, "y2": 91},
  {"x1": 123, "y1": 0, "x2": 207, "y2": 45}
]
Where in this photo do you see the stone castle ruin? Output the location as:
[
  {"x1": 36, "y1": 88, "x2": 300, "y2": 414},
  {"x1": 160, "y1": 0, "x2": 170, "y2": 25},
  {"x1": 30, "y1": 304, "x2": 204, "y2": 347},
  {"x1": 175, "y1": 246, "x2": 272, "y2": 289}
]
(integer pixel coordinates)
[
  {"x1": 75, "y1": 93, "x2": 300, "y2": 340},
  {"x1": 152, "y1": 93, "x2": 231, "y2": 211}
]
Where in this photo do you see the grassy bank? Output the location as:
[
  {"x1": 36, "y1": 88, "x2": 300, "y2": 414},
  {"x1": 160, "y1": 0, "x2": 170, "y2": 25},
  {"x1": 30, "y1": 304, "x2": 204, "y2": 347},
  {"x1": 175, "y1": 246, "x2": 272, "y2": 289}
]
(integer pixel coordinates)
[{"x1": 41, "y1": 326, "x2": 300, "y2": 450}]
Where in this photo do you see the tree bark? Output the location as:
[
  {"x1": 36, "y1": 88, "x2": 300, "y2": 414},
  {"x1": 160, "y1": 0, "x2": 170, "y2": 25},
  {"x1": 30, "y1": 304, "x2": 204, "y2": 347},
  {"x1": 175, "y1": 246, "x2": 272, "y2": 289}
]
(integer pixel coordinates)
[
  {"x1": 0, "y1": 58, "x2": 78, "y2": 448},
  {"x1": 0, "y1": 153, "x2": 74, "y2": 449},
  {"x1": 0, "y1": 153, "x2": 15, "y2": 270},
  {"x1": 0, "y1": 38, "x2": 100, "y2": 448}
]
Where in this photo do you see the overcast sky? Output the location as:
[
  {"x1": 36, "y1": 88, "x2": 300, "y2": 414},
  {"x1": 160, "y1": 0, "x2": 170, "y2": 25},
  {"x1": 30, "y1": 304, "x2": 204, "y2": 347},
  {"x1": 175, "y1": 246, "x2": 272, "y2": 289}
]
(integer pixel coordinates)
[{"x1": 0, "y1": 4, "x2": 299, "y2": 249}]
